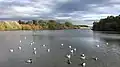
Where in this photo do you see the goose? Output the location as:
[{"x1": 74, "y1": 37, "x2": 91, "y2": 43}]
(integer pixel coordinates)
[
  {"x1": 33, "y1": 48, "x2": 36, "y2": 51},
  {"x1": 80, "y1": 54, "x2": 86, "y2": 60},
  {"x1": 18, "y1": 46, "x2": 22, "y2": 50},
  {"x1": 81, "y1": 62, "x2": 86, "y2": 67},
  {"x1": 26, "y1": 59, "x2": 32, "y2": 63},
  {"x1": 66, "y1": 54, "x2": 71, "y2": 59},
  {"x1": 9, "y1": 49, "x2": 14, "y2": 52},
  {"x1": 69, "y1": 46, "x2": 72, "y2": 49},
  {"x1": 33, "y1": 51, "x2": 37, "y2": 54},
  {"x1": 47, "y1": 49, "x2": 50, "y2": 52},
  {"x1": 61, "y1": 44, "x2": 64, "y2": 46}
]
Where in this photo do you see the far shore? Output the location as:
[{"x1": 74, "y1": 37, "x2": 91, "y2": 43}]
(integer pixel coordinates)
[{"x1": 0, "y1": 20, "x2": 89, "y2": 31}]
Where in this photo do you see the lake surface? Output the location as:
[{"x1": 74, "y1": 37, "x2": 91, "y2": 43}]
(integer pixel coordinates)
[{"x1": 0, "y1": 30, "x2": 120, "y2": 67}]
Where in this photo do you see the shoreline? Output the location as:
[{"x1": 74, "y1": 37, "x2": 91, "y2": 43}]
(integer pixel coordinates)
[
  {"x1": 0, "y1": 20, "x2": 89, "y2": 31},
  {"x1": 0, "y1": 28, "x2": 90, "y2": 31}
]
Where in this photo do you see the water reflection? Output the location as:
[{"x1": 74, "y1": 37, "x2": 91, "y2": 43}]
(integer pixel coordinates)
[{"x1": 0, "y1": 30, "x2": 119, "y2": 67}]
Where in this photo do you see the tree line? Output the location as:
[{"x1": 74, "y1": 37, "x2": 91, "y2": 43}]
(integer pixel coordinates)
[
  {"x1": 18, "y1": 20, "x2": 88, "y2": 30},
  {"x1": 92, "y1": 15, "x2": 120, "y2": 31},
  {"x1": 0, "y1": 20, "x2": 88, "y2": 30}
]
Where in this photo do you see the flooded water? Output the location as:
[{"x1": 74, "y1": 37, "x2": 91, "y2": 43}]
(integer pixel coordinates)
[{"x1": 0, "y1": 30, "x2": 120, "y2": 67}]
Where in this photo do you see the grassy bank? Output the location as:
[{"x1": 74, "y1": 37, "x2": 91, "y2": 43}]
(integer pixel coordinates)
[{"x1": 0, "y1": 20, "x2": 88, "y2": 31}]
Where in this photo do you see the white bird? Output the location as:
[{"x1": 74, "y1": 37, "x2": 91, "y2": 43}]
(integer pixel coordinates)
[
  {"x1": 20, "y1": 40, "x2": 21, "y2": 42},
  {"x1": 81, "y1": 53, "x2": 85, "y2": 57},
  {"x1": 18, "y1": 46, "x2": 22, "y2": 50},
  {"x1": 70, "y1": 50, "x2": 74, "y2": 54},
  {"x1": 81, "y1": 56, "x2": 86, "y2": 60},
  {"x1": 30, "y1": 43, "x2": 33, "y2": 45},
  {"x1": 74, "y1": 48, "x2": 76, "y2": 51},
  {"x1": 26, "y1": 59, "x2": 32, "y2": 63},
  {"x1": 66, "y1": 54, "x2": 71, "y2": 59},
  {"x1": 96, "y1": 45, "x2": 100, "y2": 47},
  {"x1": 69, "y1": 46, "x2": 72, "y2": 48},
  {"x1": 81, "y1": 62, "x2": 86, "y2": 67},
  {"x1": 25, "y1": 37, "x2": 26, "y2": 39},
  {"x1": 61, "y1": 44, "x2": 64, "y2": 46},
  {"x1": 9, "y1": 49, "x2": 14, "y2": 52},
  {"x1": 33, "y1": 48, "x2": 36, "y2": 50},
  {"x1": 47, "y1": 49, "x2": 50, "y2": 52},
  {"x1": 33, "y1": 51, "x2": 37, "y2": 54},
  {"x1": 32, "y1": 42, "x2": 35, "y2": 44},
  {"x1": 93, "y1": 57, "x2": 98, "y2": 61},
  {"x1": 43, "y1": 44, "x2": 46, "y2": 47},
  {"x1": 81, "y1": 54, "x2": 86, "y2": 60},
  {"x1": 106, "y1": 43, "x2": 108, "y2": 45}
]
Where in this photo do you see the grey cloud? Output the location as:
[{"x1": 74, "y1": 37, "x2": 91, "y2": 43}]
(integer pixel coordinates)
[{"x1": 0, "y1": 0, "x2": 119, "y2": 25}]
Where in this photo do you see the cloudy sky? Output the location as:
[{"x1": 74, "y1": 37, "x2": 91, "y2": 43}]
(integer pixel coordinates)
[{"x1": 0, "y1": 0, "x2": 119, "y2": 25}]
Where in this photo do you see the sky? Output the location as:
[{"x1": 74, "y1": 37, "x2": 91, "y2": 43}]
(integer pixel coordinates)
[{"x1": 0, "y1": 0, "x2": 120, "y2": 25}]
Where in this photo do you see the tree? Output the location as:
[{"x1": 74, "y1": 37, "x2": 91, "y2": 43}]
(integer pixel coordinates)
[
  {"x1": 92, "y1": 15, "x2": 120, "y2": 31},
  {"x1": 18, "y1": 20, "x2": 25, "y2": 24},
  {"x1": 32, "y1": 20, "x2": 38, "y2": 25},
  {"x1": 65, "y1": 21, "x2": 73, "y2": 27},
  {"x1": 47, "y1": 20, "x2": 57, "y2": 30}
]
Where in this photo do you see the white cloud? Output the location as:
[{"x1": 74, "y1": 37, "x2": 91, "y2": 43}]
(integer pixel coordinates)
[
  {"x1": 57, "y1": 0, "x2": 70, "y2": 3},
  {"x1": 109, "y1": 0, "x2": 120, "y2": 3},
  {"x1": 0, "y1": 0, "x2": 120, "y2": 25},
  {"x1": 0, "y1": 0, "x2": 55, "y2": 19},
  {"x1": 55, "y1": 17, "x2": 72, "y2": 19}
]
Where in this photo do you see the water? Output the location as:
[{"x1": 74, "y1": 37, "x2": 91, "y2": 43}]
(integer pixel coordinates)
[{"x1": 0, "y1": 30, "x2": 120, "y2": 67}]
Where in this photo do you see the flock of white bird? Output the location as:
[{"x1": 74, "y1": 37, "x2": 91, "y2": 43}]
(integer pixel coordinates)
[
  {"x1": 9, "y1": 36, "x2": 109, "y2": 67},
  {"x1": 9, "y1": 36, "x2": 53, "y2": 64}
]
